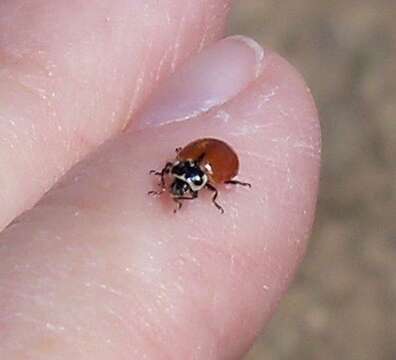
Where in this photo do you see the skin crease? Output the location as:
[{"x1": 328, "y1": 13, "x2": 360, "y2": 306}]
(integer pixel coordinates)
[
  {"x1": 0, "y1": 47, "x2": 321, "y2": 360},
  {"x1": 0, "y1": 1, "x2": 321, "y2": 360},
  {"x1": 0, "y1": 0, "x2": 230, "y2": 230}
]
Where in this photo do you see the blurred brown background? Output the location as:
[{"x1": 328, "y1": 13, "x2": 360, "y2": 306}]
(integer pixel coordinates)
[{"x1": 229, "y1": 1, "x2": 396, "y2": 359}]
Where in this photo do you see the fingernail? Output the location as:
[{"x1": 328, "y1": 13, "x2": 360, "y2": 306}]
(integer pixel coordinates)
[{"x1": 137, "y1": 36, "x2": 264, "y2": 129}]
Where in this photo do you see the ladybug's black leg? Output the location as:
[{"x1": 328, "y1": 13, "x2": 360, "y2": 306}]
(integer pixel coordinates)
[
  {"x1": 224, "y1": 179, "x2": 252, "y2": 188},
  {"x1": 173, "y1": 198, "x2": 183, "y2": 212},
  {"x1": 175, "y1": 147, "x2": 182, "y2": 154},
  {"x1": 206, "y1": 183, "x2": 224, "y2": 214},
  {"x1": 160, "y1": 162, "x2": 173, "y2": 187},
  {"x1": 149, "y1": 162, "x2": 173, "y2": 187},
  {"x1": 149, "y1": 162, "x2": 172, "y2": 176},
  {"x1": 149, "y1": 170, "x2": 162, "y2": 175},
  {"x1": 173, "y1": 192, "x2": 198, "y2": 213},
  {"x1": 148, "y1": 189, "x2": 165, "y2": 196},
  {"x1": 148, "y1": 162, "x2": 173, "y2": 196}
]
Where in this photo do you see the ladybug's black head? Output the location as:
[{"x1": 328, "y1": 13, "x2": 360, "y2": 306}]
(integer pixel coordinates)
[
  {"x1": 170, "y1": 161, "x2": 208, "y2": 196},
  {"x1": 170, "y1": 178, "x2": 191, "y2": 197}
]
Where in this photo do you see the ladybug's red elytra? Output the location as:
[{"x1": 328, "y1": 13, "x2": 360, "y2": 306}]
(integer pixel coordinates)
[{"x1": 149, "y1": 138, "x2": 251, "y2": 213}]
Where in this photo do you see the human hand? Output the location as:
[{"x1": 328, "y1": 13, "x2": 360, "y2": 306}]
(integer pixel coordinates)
[{"x1": 0, "y1": 1, "x2": 320, "y2": 359}]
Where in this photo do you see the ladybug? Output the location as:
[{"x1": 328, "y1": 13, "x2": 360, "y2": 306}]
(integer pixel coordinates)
[{"x1": 148, "y1": 138, "x2": 251, "y2": 213}]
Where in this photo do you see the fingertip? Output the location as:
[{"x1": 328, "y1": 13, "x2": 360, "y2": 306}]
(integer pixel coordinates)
[
  {"x1": 0, "y1": 40, "x2": 321, "y2": 359},
  {"x1": 123, "y1": 47, "x2": 321, "y2": 356}
]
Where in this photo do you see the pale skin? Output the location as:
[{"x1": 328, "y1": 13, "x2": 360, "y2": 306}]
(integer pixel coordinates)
[{"x1": 0, "y1": 1, "x2": 321, "y2": 359}]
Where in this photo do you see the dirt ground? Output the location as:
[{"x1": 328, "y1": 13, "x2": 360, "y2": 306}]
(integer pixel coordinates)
[{"x1": 228, "y1": 1, "x2": 396, "y2": 359}]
